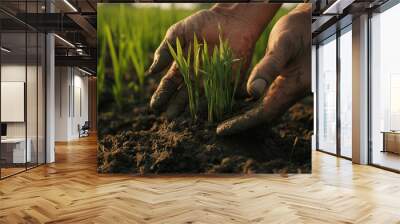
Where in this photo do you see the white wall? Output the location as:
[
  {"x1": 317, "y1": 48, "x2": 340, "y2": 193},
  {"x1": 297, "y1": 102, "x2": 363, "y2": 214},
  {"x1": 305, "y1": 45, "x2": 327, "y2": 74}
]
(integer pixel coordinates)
[
  {"x1": 55, "y1": 66, "x2": 69, "y2": 141},
  {"x1": 1, "y1": 65, "x2": 31, "y2": 138},
  {"x1": 54, "y1": 66, "x2": 89, "y2": 141}
]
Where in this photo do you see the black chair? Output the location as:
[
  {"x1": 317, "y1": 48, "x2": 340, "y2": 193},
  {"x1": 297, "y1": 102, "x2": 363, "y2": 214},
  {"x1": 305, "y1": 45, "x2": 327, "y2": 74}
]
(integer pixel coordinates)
[{"x1": 79, "y1": 121, "x2": 90, "y2": 138}]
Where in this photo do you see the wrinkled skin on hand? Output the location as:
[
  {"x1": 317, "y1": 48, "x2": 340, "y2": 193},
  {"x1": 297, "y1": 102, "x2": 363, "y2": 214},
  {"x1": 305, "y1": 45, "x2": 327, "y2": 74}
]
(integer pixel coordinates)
[
  {"x1": 217, "y1": 4, "x2": 312, "y2": 136},
  {"x1": 147, "y1": 4, "x2": 280, "y2": 118}
]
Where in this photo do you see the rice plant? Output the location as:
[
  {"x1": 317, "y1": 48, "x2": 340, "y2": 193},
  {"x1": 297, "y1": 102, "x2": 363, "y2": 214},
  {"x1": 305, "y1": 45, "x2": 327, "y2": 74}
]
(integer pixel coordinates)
[
  {"x1": 167, "y1": 37, "x2": 199, "y2": 120},
  {"x1": 104, "y1": 24, "x2": 123, "y2": 107},
  {"x1": 201, "y1": 35, "x2": 241, "y2": 123},
  {"x1": 167, "y1": 33, "x2": 240, "y2": 123}
]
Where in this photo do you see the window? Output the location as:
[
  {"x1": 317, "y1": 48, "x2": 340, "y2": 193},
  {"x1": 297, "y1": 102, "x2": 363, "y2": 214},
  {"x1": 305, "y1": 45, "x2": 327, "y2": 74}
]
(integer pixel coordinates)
[
  {"x1": 370, "y1": 3, "x2": 400, "y2": 171},
  {"x1": 339, "y1": 27, "x2": 352, "y2": 158},
  {"x1": 317, "y1": 35, "x2": 337, "y2": 154}
]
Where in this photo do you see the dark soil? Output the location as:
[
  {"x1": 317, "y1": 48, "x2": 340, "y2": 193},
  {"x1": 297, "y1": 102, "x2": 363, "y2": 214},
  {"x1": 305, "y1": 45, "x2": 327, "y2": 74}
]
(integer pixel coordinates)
[{"x1": 97, "y1": 94, "x2": 313, "y2": 174}]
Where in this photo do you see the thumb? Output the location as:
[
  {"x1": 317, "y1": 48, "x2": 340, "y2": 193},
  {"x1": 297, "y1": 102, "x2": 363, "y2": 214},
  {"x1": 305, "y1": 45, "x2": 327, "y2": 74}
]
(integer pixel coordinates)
[
  {"x1": 247, "y1": 31, "x2": 293, "y2": 99},
  {"x1": 246, "y1": 52, "x2": 280, "y2": 99}
]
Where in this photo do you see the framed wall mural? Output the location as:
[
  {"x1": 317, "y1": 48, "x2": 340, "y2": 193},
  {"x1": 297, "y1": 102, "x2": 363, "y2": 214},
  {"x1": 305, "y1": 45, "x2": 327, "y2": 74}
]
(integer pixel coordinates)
[{"x1": 97, "y1": 3, "x2": 313, "y2": 174}]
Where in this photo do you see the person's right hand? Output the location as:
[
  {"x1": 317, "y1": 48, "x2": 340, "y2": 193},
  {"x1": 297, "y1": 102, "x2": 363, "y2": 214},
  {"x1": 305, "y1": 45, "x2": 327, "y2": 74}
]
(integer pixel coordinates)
[{"x1": 147, "y1": 4, "x2": 280, "y2": 118}]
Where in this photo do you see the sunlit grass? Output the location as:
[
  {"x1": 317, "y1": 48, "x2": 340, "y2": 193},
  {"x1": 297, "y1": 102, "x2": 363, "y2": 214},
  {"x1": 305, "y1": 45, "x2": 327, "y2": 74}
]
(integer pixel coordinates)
[{"x1": 97, "y1": 4, "x2": 196, "y2": 109}]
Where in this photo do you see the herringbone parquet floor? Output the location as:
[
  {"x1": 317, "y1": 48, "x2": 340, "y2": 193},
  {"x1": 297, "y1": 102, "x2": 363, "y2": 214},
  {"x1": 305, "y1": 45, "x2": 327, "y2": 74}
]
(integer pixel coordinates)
[{"x1": 1, "y1": 135, "x2": 400, "y2": 224}]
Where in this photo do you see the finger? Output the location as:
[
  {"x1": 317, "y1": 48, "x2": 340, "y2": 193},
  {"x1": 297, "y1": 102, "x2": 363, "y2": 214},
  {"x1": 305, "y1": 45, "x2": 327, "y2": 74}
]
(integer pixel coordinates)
[
  {"x1": 246, "y1": 53, "x2": 280, "y2": 99},
  {"x1": 147, "y1": 24, "x2": 183, "y2": 76},
  {"x1": 216, "y1": 103, "x2": 265, "y2": 136},
  {"x1": 165, "y1": 85, "x2": 188, "y2": 119},
  {"x1": 218, "y1": 71, "x2": 309, "y2": 136},
  {"x1": 150, "y1": 63, "x2": 183, "y2": 112},
  {"x1": 247, "y1": 31, "x2": 293, "y2": 99},
  {"x1": 260, "y1": 71, "x2": 310, "y2": 123}
]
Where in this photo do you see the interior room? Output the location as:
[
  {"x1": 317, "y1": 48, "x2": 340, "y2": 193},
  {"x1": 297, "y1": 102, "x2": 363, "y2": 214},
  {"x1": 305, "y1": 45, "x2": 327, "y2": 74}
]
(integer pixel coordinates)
[
  {"x1": 0, "y1": 7, "x2": 46, "y2": 178},
  {"x1": 0, "y1": 0, "x2": 96, "y2": 179},
  {"x1": 0, "y1": 0, "x2": 399, "y2": 223}
]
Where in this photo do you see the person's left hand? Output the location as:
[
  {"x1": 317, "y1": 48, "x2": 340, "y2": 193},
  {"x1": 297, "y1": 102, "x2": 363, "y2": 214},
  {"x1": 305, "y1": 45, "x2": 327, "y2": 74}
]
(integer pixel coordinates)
[{"x1": 216, "y1": 4, "x2": 312, "y2": 136}]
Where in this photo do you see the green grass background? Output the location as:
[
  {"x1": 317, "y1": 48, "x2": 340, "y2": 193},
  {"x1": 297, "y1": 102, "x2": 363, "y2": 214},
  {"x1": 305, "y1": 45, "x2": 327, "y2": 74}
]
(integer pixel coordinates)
[{"x1": 97, "y1": 3, "x2": 292, "y2": 111}]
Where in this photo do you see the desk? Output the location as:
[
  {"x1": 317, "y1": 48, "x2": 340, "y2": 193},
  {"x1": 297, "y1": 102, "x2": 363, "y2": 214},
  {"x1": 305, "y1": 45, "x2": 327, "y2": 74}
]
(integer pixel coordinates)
[
  {"x1": 382, "y1": 131, "x2": 400, "y2": 154},
  {"x1": 1, "y1": 138, "x2": 31, "y2": 163}
]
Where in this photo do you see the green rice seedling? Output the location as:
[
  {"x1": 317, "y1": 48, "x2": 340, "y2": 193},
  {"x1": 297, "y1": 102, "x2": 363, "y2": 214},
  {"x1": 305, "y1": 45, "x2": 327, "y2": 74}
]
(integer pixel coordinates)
[
  {"x1": 167, "y1": 34, "x2": 240, "y2": 122},
  {"x1": 167, "y1": 38, "x2": 199, "y2": 120},
  {"x1": 201, "y1": 35, "x2": 241, "y2": 123},
  {"x1": 192, "y1": 35, "x2": 201, "y2": 112},
  {"x1": 104, "y1": 24, "x2": 123, "y2": 108},
  {"x1": 97, "y1": 30, "x2": 106, "y2": 98},
  {"x1": 128, "y1": 36, "x2": 145, "y2": 92},
  {"x1": 98, "y1": 4, "x2": 197, "y2": 109}
]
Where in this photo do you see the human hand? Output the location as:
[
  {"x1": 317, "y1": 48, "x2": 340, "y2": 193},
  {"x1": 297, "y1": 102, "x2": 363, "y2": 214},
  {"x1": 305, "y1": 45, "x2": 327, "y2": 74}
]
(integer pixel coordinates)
[
  {"x1": 217, "y1": 4, "x2": 312, "y2": 136},
  {"x1": 147, "y1": 3, "x2": 280, "y2": 118}
]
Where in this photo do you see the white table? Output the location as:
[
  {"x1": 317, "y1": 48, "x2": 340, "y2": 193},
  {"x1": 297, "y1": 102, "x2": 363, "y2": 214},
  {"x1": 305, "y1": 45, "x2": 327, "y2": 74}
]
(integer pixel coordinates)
[{"x1": 1, "y1": 138, "x2": 31, "y2": 163}]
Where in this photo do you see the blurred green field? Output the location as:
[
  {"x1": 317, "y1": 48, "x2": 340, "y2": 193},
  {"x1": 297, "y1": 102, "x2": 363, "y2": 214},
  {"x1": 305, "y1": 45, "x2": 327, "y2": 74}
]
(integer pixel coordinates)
[{"x1": 97, "y1": 3, "x2": 291, "y2": 112}]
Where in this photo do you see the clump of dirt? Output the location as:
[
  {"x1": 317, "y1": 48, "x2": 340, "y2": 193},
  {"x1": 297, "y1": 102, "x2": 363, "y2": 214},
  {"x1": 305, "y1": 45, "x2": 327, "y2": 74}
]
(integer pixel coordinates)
[{"x1": 97, "y1": 97, "x2": 312, "y2": 174}]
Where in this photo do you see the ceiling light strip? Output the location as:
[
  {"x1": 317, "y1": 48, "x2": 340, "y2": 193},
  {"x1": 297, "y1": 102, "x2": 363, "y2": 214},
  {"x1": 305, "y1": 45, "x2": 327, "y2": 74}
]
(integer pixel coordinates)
[
  {"x1": 323, "y1": 0, "x2": 355, "y2": 15},
  {"x1": 78, "y1": 67, "x2": 93, "y2": 76},
  {"x1": 1, "y1": 47, "x2": 11, "y2": 53},
  {"x1": 54, "y1": 34, "x2": 75, "y2": 48},
  {"x1": 63, "y1": 0, "x2": 78, "y2": 12}
]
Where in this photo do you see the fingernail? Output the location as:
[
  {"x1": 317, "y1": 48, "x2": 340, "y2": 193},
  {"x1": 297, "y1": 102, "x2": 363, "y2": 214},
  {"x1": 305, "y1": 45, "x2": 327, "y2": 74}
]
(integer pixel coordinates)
[{"x1": 249, "y1": 79, "x2": 267, "y2": 98}]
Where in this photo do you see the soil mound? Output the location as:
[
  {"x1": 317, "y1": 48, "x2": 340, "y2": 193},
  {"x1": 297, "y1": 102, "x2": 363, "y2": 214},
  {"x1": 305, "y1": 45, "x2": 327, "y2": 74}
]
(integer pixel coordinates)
[{"x1": 97, "y1": 98, "x2": 312, "y2": 174}]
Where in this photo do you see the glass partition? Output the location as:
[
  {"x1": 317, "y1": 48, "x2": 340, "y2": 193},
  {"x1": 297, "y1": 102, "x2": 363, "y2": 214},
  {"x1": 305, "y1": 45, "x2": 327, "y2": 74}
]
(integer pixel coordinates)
[
  {"x1": 370, "y1": 3, "x2": 400, "y2": 171},
  {"x1": 1, "y1": 30, "x2": 28, "y2": 177},
  {"x1": 0, "y1": 2, "x2": 46, "y2": 179},
  {"x1": 317, "y1": 35, "x2": 337, "y2": 154}
]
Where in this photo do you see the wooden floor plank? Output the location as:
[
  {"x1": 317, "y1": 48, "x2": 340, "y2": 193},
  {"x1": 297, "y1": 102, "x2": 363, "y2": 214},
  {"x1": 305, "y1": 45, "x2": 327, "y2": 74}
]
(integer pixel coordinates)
[{"x1": 0, "y1": 135, "x2": 400, "y2": 223}]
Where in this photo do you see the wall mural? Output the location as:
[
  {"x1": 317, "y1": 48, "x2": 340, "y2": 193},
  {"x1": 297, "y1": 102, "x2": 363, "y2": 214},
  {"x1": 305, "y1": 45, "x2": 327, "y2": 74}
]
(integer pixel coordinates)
[{"x1": 97, "y1": 3, "x2": 313, "y2": 174}]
